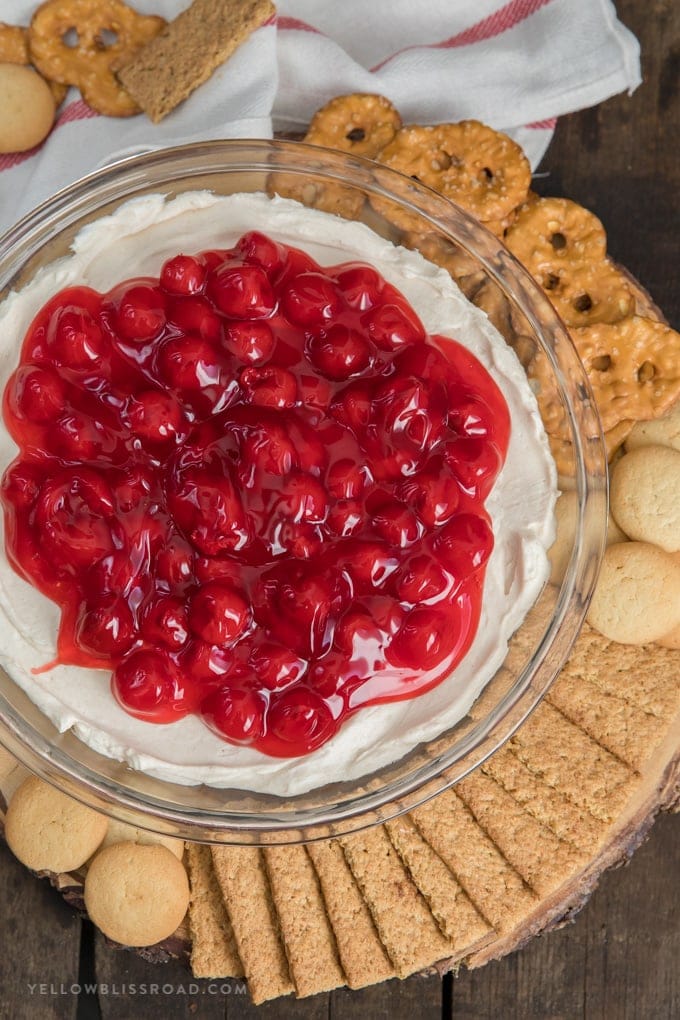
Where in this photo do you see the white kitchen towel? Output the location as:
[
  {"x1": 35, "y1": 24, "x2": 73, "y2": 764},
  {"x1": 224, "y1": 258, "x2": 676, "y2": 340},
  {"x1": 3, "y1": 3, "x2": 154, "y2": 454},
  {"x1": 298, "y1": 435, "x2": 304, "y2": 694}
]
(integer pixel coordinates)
[{"x1": 0, "y1": 0, "x2": 640, "y2": 237}]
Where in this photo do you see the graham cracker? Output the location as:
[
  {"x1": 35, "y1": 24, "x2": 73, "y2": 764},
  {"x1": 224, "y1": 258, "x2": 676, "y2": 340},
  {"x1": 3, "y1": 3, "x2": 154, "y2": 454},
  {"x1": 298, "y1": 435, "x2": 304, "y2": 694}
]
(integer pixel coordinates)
[
  {"x1": 306, "y1": 839, "x2": 394, "y2": 989},
  {"x1": 263, "y1": 845, "x2": 345, "y2": 997},
  {"x1": 117, "y1": 0, "x2": 276, "y2": 123},
  {"x1": 340, "y1": 826, "x2": 454, "y2": 978},
  {"x1": 211, "y1": 846, "x2": 293, "y2": 1004},
  {"x1": 185, "y1": 843, "x2": 243, "y2": 978},
  {"x1": 455, "y1": 772, "x2": 587, "y2": 896},
  {"x1": 482, "y1": 747, "x2": 608, "y2": 852},
  {"x1": 547, "y1": 671, "x2": 669, "y2": 772},
  {"x1": 508, "y1": 702, "x2": 638, "y2": 823},
  {"x1": 557, "y1": 623, "x2": 680, "y2": 721},
  {"x1": 411, "y1": 790, "x2": 537, "y2": 933},
  {"x1": 384, "y1": 815, "x2": 492, "y2": 951}
]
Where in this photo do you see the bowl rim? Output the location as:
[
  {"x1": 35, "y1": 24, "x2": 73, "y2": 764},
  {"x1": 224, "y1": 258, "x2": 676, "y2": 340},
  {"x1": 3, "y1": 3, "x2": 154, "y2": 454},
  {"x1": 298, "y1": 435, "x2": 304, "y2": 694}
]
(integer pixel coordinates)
[{"x1": 0, "y1": 139, "x2": 607, "y2": 843}]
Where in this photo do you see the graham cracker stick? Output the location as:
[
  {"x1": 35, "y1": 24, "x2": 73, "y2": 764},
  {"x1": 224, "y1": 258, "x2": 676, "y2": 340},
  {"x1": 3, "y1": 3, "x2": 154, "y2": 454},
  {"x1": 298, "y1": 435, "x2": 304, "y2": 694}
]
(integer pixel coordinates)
[
  {"x1": 411, "y1": 790, "x2": 537, "y2": 934},
  {"x1": 185, "y1": 843, "x2": 243, "y2": 978},
  {"x1": 385, "y1": 815, "x2": 492, "y2": 952},
  {"x1": 482, "y1": 747, "x2": 607, "y2": 852},
  {"x1": 211, "y1": 846, "x2": 293, "y2": 1004},
  {"x1": 263, "y1": 845, "x2": 345, "y2": 997},
  {"x1": 117, "y1": 0, "x2": 276, "y2": 123},
  {"x1": 306, "y1": 839, "x2": 394, "y2": 989},
  {"x1": 340, "y1": 826, "x2": 454, "y2": 978},
  {"x1": 508, "y1": 701, "x2": 638, "y2": 823},
  {"x1": 455, "y1": 772, "x2": 587, "y2": 897}
]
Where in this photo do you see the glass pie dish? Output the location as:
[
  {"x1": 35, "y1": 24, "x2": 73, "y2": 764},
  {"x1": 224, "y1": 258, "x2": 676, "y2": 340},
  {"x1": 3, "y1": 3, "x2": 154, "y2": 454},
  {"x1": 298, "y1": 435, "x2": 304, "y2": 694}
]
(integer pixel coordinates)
[{"x1": 0, "y1": 140, "x2": 607, "y2": 844}]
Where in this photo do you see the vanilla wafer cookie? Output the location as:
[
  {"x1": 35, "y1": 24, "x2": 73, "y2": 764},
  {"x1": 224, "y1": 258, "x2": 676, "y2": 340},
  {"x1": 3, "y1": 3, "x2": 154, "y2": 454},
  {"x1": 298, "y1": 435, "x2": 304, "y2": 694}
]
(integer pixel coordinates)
[
  {"x1": 385, "y1": 815, "x2": 491, "y2": 950},
  {"x1": 587, "y1": 542, "x2": 680, "y2": 644},
  {"x1": 211, "y1": 847, "x2": 293, "y2": 1004},
  {"x1": 481, "y1": 747, "x2": 608, "y2": 852},
  {"x1": 508, "y1": 702, "x2": 637, "y2": 823},
  {"x1": 411, "y1": 790, "x2": 537, "y2": 933},
  {"x1": 186, "y1": 844, "x2": 243, "y2": 979},
  {"x1": 340, "y1": 826, "x2": 454, "y2": 978},
  {"x1": 263, "y1": 845, "x2": 345, "y2": 997},
  {"x1": 626, "y1": 398, "x2": 680, "y2": 453},
  {"x1": 610, "y1": 446, "x2": 680, "y2": 553},
  {"x1": 455, "y1": 772, "x2": 587, "y2": 896},
  {"x1": 306, "y1": 839, "x2": 394, "y2": 989}
]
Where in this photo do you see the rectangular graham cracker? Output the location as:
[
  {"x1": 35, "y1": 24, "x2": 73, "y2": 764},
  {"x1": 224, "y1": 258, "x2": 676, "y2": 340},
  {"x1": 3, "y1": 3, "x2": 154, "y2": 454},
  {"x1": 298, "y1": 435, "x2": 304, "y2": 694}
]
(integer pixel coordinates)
[
  {"x1": 263, "y1": 845, "x2": 346, "y2": 997},
  {"x1": 185, "y1": 843, "x2": 243, "y2": 978},
  {"x1": 411, "y1": 789, "x2": 537, "y2": 934},
  {"x1": 455, "y1": 772, "x2": 587, "y2": 897},
  {"x1": 117, "y1": 0, "x2": 276, "y2": 123},
  {"x1": 482, "y1": 747, "x2": 608, "y2": 852},
  {"x1": 508, "y1": 701, "x2": 638, "y2": 824},
  {"x1": 561, "y1": 622, "x2": 680, "y2": 720},
  {"x1": 384, "y1": 815, "x2": 492, "y2": 952},
  {"x1": 339, "y1": 825, "x2": 454, "y2": 978},
  {"x1": 211, "y1": 846, "x2": 293, "y2": 1004},
  {"x1": 306, "y1": 839, "x2": 395, "y2": 989},
  {"x1": 547, "y1": 670, "x2": 668, "y2": 772}
]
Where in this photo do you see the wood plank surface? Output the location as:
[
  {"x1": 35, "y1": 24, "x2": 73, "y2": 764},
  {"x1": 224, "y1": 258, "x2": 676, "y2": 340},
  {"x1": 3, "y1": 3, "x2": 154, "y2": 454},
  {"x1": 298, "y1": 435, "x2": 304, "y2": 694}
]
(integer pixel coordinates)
[{"x1": 0, "y1": 0, "x2": 677, "y2": 1018}]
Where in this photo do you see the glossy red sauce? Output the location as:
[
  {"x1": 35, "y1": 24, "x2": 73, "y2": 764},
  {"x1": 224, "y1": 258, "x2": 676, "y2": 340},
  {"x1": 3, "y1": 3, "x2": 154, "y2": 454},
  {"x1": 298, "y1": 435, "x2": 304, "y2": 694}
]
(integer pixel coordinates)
[{"x1": 0, "y1": 232, "x2": 510, "y2": 757}]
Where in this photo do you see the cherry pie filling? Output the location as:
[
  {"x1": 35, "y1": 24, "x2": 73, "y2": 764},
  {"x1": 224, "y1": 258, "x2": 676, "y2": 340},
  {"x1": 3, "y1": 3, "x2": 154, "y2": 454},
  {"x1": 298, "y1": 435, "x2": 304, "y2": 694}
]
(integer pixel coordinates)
[{"x1": 1, "y1": 232, "x2": 510, "y2": 757}]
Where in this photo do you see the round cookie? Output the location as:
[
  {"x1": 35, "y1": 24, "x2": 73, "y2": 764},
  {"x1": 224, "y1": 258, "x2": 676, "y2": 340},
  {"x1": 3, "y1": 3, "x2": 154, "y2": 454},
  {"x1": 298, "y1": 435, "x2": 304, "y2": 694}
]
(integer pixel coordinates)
[
  {"x1": 657, "y1": 620, "x2": 680, "y2": 650},
  {"x1": 586, "y1": 541, "x2": 680, "y2": 645},
  {"x1": 98, "y1": 818, "x2": 184, "y2": 859},
  {"x1": 610, "y1": 445, "x2": 680, "y2": 553},
  {"x1": 625, "y1": 398, "x2": 680, "y2": 453},
  {"x1": 5, "y1": 776, "x2": 108, "y2": 872},
  {"x1": 84, "y1": 842, "x2": 190, "y2": 946},
  {"x1": 548, "y1": 491, "x2": 627, "y2": 585},
  {"x1": 0, "y1": 62, "x2": 55, "y2": 153}
]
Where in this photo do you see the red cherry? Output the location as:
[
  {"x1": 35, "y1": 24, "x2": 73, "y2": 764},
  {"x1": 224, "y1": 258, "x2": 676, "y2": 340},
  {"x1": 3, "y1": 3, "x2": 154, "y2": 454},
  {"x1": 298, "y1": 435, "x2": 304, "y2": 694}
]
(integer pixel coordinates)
[
  {"x1": 282, "y1": 272, "x2": 341, "y2": 327},
  {"x1": 241, "y1": 422, "x2": 297, "y2": 476},
  {"x1": 395, "y1": 554, "x2": 451, "y2": 604},
  {"x1": 325, "y1": 498, "x2": 364, "y2": 538},
  {"x1": 398, "y1": 463, "x2": 460, "y2": 529},
  {"x1": 240, "y1": 365, "x2": 297, "y2": 409},
  {"x1": 235, "y1": 231, "x2": 286, "y2": 274},
  {"x1": 201, "y1": 685, "x2": 266, "y2": 744},
  {"x1": 84, "y1": 549, "x2": 138, "y2": 598},
  {"x1": 126, "y1": 390, "x2": 186, "y2": 446},
  {"x1": 443, "y1": 437, "x2": 503, "y2": 500},
  {"x1": 189, "y1": 582, "x2": 250, "y2": 646},
  {"x1": 307, "y1": 325, "x2": 371, "y2": 380},
  {"x1": 35, "y1": 471, "x2": 115, "y2": 570},
  {"x1": 113, "y1": 648, "x2": 189, "y2": 721},
  {"x1": 374, "y1": 376, "x2": 446, "y2": 454},
  {"x1": 208, "y1": 263, "x2": 276, "y2": 319},
  {"x1": 389, "y1": 607, "x2": 457, "y2": 670},
  {"x1": 114, "y1": 463, "x2": 155, "y2": 512},
  {"x1": 113, "y1": 284, "x2": 166, "y2": 342},
  {"x1": 373, "y1": 499, "x2": 421, "y2": 547},
  {"x1": 167, "y1": 295, "x2": 222, "y2": 342},
  {"x1": 341, "y1": 540, "x2": 399, "y2": 592},
  {"x1": 335, "y1": 264, "x2": 383, "y2": 309},
  {"x1": 141, "y1": 596, "x2": 189, "y2": 649},
  {"x1": 433, "y1": 513, "x2": 494, "y2": 576},
  {"x1": 448, "y1": 393, "x2": 492, "y2": 438},
  {"x1": 249, "y1": 641, "x2": 307, "y2": 690},
  {"x1": 0, "y1": 462, "x2": 42, "y2": 510},
  {"x1": 157, "y1": 335, "x2": 225, "y2": 393},
  {"x1": 48, "y1": 305, "x2": 105, "y2": 367},
  {"x1": 9, "y1": 365, "x2": 67, "y2": 423},
  {"x1": 278, "y1": 522, "x2": 323, "y2": 559},
  {"x1": 330, "y1": 381, "x2": 373, "y2": 432},
  {"x1": 362, "y1": 302, "x2": 425, "y2": 350},
  {"x1": 75, "y1": 594, "x2": 135, "y2": 657},
  {"x1": 160, "y1": 254, "x2": 206, "y2": 296},
  {"x1": 180, "y1": 638, "x2": 232, "y2": 682},
  {"x1": 276, "y1": 472, "x2": 328, "y2": 524},
  {"x1": 326, "y1": 458, "x2": 368, "y2": 500},
  {"x1": 267, "y1": 687, "x2": 337, "y2": 751},
  {"x1": 155, "y1": 537, "x2": 194, "y2": 591},
  {"x1": 168, "y1": 467, "x2": 250, "y2": 555},
  {"x1": 334, "y1": 606, "x2": 381, "y2": 656},
  {"x1": 224, "y1": 320, "x2": 275, "y2": 364}
]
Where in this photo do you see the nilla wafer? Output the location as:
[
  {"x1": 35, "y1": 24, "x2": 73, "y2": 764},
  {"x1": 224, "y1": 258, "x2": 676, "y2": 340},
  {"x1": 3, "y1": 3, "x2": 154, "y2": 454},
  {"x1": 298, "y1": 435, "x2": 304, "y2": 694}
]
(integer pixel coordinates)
[
  {"x1": 0, "y1": 62, "x2": 55, "y2": 153},
  {"x1": 5, "y1": 775, "x2": 108, "y2": 872},
  {"x1": 84, "y1": 842, "x2": 189, "y2": 947},
  {"x1": 586, "y1": 541, "x2": 680, "y2": 645},
  {"x1": 610, "y1": 445, "x2": 680, "y2": 553}
]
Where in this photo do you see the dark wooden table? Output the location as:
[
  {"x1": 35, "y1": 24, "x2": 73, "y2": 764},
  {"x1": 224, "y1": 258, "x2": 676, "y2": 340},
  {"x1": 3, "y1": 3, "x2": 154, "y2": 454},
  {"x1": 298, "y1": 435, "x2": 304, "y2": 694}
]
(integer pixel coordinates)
[{"x1": 1, "y1": 1, "x2": 678, "y2": 1017}]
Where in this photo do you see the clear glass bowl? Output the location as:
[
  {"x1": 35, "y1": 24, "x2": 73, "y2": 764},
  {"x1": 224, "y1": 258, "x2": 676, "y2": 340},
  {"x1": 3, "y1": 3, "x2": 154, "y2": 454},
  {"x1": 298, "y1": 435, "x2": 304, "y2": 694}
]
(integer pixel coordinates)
[{"x1": 0, "y1": 140, "x2": 607, "y2": 844}]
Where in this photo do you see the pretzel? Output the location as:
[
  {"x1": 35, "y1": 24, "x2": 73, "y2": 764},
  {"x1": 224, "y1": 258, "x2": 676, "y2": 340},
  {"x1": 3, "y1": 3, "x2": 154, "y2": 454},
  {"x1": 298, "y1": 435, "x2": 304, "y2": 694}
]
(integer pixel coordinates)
[
  {"x1": 305, "y1": 93, "x2": 402, "y2": 159},
  {"x1": 267, "y1": 174, "x2": 365, "y2": 221},
  {"x1": 28, "y1": 0, "x2": 165, "y2": 117},
  {"x1": 0, "y1": 21, "x2": 67, "y2": 105},
  {"x1": 373, "y1": 121, "x2": 531, "y2": 230},
  {"x1": 505, "y1": 197, "x2": 608, "y2": 271}
]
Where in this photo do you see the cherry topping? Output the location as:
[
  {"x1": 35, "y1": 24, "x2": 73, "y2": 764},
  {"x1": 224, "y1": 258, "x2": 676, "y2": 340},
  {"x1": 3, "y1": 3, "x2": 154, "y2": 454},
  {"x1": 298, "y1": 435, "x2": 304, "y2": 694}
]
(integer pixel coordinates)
[{"x1": 1, "y1": 231, "x2": 510, "y2": 760}]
